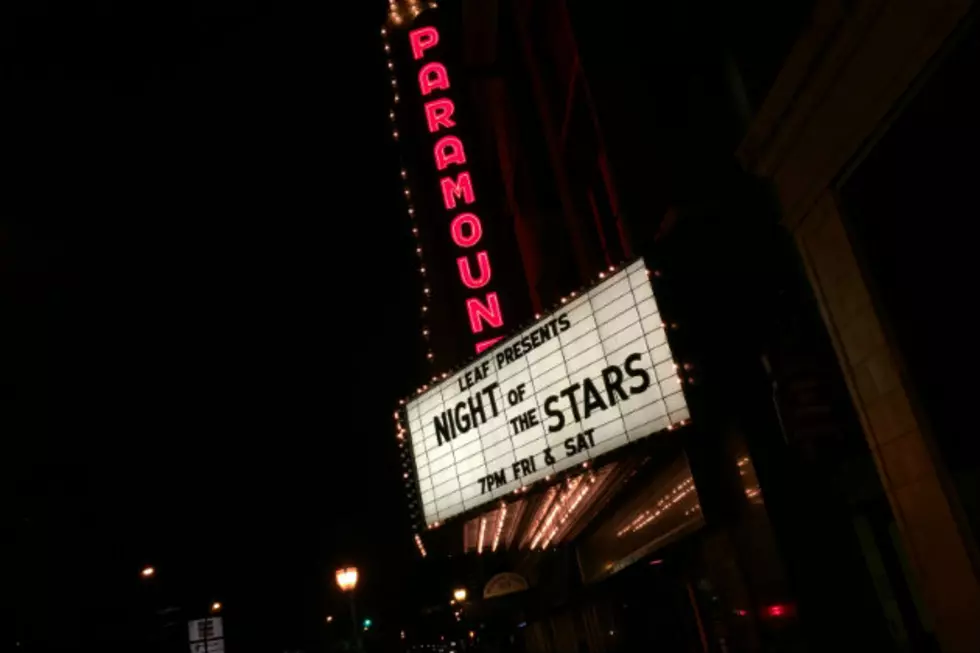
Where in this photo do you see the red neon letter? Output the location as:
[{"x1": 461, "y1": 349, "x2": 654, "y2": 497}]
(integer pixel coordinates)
[
  {"x1": 457, "y1": 251, "x2": 492, "y2": 289},
  {"x1": 419, "y1": 62, "x2": 450, "y2": 96},
  {"x1": 409, "y1": 26, "x2": 439, "y2": 60},
  {"x1": 450, "y1": 212, "x2": 483, "y2": 247},
  {"x1": 424, "y1": 98, "x2": 456, "y2": 133},
  {"x1": 466, "y1": 292, "x2": 504, "y2": 333},
  {"x1": 434, "y1": 136, "x2": 466, "y2": 170},
  {"x1": 475, "y1": 336, "x2": 504, "y2": 354},
  {"x1": 440, "y1": 172, "x2": 475, "y2": 209}
]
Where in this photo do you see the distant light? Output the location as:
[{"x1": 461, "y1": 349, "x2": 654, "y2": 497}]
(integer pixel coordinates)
[
  {"x1": 336, "y1": 567, "x2": 359, "y2": 592},
  {"x1": 326, "y1": 615, "x2": 334, "y2": 623},
  {"x1": 140, "y1": 567, "x2": 155, "y2": 578},
  {"x1": 453, "y1": 588, "x2": 467, "y2": 602},
  {"x1": 649, "y1": 559, "x2": 663, "y2": 565},
  {"x1": 210, "y1": 602, "x2": 222, "y2": 613},
  {"x1": 766, "y1": 604, "x2": 788, "y2": 617},
  {"x1": 363, "y1": 618, "x2": 373, "y2": 628}
]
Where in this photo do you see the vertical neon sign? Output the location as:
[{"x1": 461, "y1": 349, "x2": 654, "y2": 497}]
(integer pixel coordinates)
[{"x1": 409, "y1": 25, "x2": 506, "y2": 354}]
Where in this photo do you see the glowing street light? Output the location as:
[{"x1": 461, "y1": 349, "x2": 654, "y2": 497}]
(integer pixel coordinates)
[
  {"x1": 210, "y1": 602, "x2": 222, "y2": 614},
  {"x1": 336, "y1": 567, "x2": 359, "y2": 592},
  {"x1": 453, "y1": 588, "x2": 468, "y2": 602},
  {"x1": 335, "y1": 567, "x2": 362, "y2": 651},
  {"x1": 140, "y1": 566, "x2": 155, "y2": 579}
]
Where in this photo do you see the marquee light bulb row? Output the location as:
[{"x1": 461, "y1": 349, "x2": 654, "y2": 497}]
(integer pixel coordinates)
[
  {"x1": 414, "y1": 533, "x2": 428, "y2": 558},
  {"x1": 387, "y1": 0, "x2": 437, "y2": 27},
  {"x1": 616, "y1": 476, "x2": 696, "y2": 538},
  {"x1": 382, "y1": 21, "x2": 436, "y2": 368},
  {"x1": 491, "y1": 502, "x2": 508, "y2": 553}
]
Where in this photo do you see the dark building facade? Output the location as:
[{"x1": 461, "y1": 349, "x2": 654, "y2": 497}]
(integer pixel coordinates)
[{"x1": 385, "y1": 1, "x2": 980, "y2": 652}]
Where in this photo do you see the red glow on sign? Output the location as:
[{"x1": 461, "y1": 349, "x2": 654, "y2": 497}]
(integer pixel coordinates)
[
  {"x1": 409, "y1": 26, "x2": 439, "y2": 59},
  {"x1": 475, "y1": 336, "x2": 504, "y2": 354},
  {"x1": 419, "y1": 62, "x2": 449, "y2": 96},
  {"x1": 466, "y1": 293, "x2": 503, "y2": 333},
  {"x1": 434, "y1": 135, "x2": 466, "y2": 170},
  {"x1": 450, "y1": 213, "x2": 483, "y2": 248},
  {"x1": 765, "y1": 604, "x2": 789, "y2": 618},
  {"x1": 424, "y1": 98, "x2": 456, "y2": 132},
  {"x1": 409, "y1": 24, "x2": 506, "y2": 353},
  {"x1": 457, "y1": 251, "x2": 492, "y2": 289},
  {"x1": 440, "y1": 172, "x2": 475, "y2": 210}
]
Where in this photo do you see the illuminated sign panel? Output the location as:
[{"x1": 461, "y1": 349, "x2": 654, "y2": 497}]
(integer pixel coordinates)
[
  {"x1": 408, "y1": 24, "x2": 507, "y2": 354},
  {"x1": 406, "y1": 259, "x2": 689, "y2": 526},
  {"x1": 385, "y1": 6, "x2": 527, "y2": 369}
]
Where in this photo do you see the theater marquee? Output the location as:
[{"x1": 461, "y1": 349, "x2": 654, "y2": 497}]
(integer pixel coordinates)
[{"x1": 404, "y1": 259, "x2": 689, "y2": 526}]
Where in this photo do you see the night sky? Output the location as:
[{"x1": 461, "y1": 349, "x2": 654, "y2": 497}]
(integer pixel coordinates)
[{"x1": 3, "y1": 3, "x2": 423, "y2": 650}]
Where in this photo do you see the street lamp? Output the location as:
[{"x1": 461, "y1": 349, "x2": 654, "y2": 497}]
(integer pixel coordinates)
[
  {"x1": 335, "y1": 567, "x2": 361, "y2": 651},
  {"x1": 336, "y1": 568, "x2": 359, "y2": 592}
]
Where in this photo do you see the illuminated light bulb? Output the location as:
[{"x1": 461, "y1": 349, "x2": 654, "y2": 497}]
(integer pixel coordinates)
[
  {"x1": 400, "y1": 169, "x2": 407, "y2": 178},
  {"x1": 560, "y1": 297, "x2": 567, "y2": 304},
  {"x1": 412, "y1": 228, "x2": 418, "y2": 235},
  {"x1": 422, "y1": 329, "x2": 429, "y2": 336},
  {"x1": 424, "y1": 288, "x2": 430, "y2": 294},
  {"x1": 608, "y1": 265, "x2": 615, "y2": 271},
  {"x1": 390, "y1": 79, "x2": 397, "y2": 87},
  {"x1": 422, "y1": 306, "x2": 428, "y2": 312},
  {"x1": 534, "y1": 313, "x2": 540, "y2": 319},
  {"x1": 389, "y1": 110, "x2": 395, "y2": 119},
  {"x1": 384, "y1": 44, "x2": 390, "y2": 52},
  {"x1": 408, "y1": 207, "x2": 415, "y2": 215},
  {"x1": 394, "y1": 94, "x2": 400, "y2": 102},
  {"x1": 598, "y1": 272, "x2": 605, "y2": 279},
  {"x1": 403, "y1": 473, "x2": 409, "y2": 479},
  {"x1": 570, "y1": 291, "x2": 577, "y2": 297},
  {"x1": 420, "y1": 266, "x2": 426, "y2": 273},
  {"x1": 381, "y1": 27, "x2": 387, "y2": 35},
  {"x1": 416, "y1": 247, "x2": 422, "y2": 254},
  {"x1": 392, "y1": 130, "x2": 399, "y2": 139},
  {"x1": 388, "y1": 62, "x2": 394, "y2": 70},
  {"x1": 477, "y1": 517, "x2": 487, "y2": 554}
]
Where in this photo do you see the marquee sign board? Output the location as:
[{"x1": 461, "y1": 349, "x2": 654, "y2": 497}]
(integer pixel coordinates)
[{"x1": 405, "y1": 259, "x2": 689, "y2": 526}]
